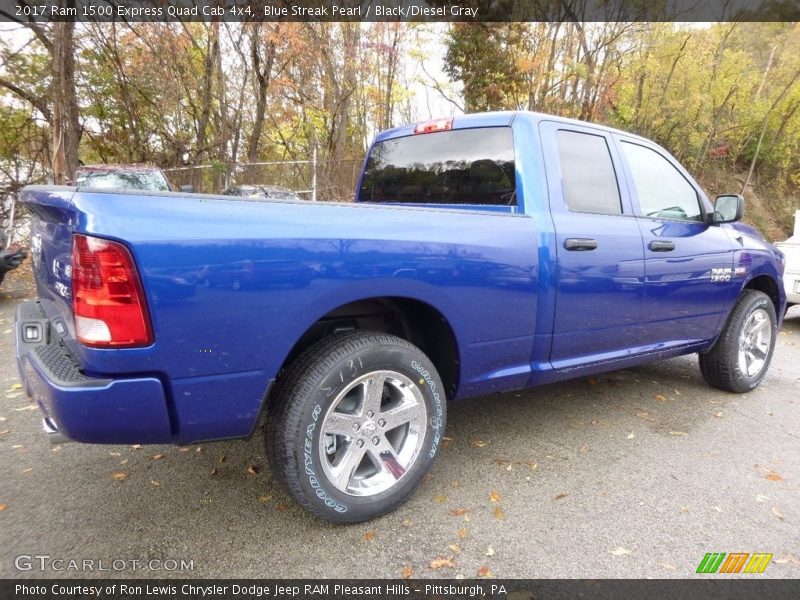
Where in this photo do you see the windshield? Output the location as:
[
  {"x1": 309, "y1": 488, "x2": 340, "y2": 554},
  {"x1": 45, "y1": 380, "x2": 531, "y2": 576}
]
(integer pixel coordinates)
[{"x1": 76, "y1": 170, "x2": 171, "y2": 192}]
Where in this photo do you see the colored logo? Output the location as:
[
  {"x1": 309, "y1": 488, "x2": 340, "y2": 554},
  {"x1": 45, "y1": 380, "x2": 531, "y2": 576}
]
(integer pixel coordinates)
[{"x1": 696, "y1": 552, "x2": 772, "y2": 574}]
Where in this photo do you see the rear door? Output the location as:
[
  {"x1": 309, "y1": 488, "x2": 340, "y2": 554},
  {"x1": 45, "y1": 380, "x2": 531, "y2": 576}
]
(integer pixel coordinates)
[
  {"x1": 614, "y1": 137, "x2": 735, "y2": 344},
  {"x1": 540, "y1": 122, "x2": 645, "y2": 369}
]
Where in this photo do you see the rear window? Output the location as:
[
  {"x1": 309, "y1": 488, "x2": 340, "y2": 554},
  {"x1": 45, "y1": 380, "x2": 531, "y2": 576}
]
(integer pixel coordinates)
[
  {"x1": 76, "y1": 171, "x2": 171, "y2": 192},
  {"x1": 359, "y1": 127, "x2": 516, "y2": 206}
]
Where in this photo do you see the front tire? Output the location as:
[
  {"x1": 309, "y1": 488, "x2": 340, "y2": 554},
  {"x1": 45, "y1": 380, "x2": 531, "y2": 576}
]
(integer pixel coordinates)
[
  {"x1": 266, "y1": 331, "x2": 447, "y2": 523},
  {"x1": 699, "y1": 289, "x2": 777, "y2": 393}
]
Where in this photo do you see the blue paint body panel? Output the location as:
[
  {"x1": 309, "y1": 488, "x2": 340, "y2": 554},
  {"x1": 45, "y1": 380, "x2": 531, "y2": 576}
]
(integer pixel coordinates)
[{"x1": 15, "y1": 112, "x2": 787, "y2": 444}]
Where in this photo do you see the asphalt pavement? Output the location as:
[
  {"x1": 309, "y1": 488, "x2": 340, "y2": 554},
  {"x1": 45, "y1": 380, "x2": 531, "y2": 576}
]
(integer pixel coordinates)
[{"x1": 1, "y1": 266, "x2": 798, "y2": 579}]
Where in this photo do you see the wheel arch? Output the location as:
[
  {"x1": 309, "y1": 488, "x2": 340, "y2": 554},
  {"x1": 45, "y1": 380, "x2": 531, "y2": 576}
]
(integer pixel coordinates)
[
  {"x1": 273, "y1": 296, "x2": 461, "y2": 403},
  {"x1": 742, "y1": 273, "x2": 782, "y2": 316}
]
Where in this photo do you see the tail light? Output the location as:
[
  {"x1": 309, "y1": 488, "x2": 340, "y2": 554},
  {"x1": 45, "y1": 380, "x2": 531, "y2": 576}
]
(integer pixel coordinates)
[
  {"x1": 414, "y1": 117, "x2": 453, "y2": 134},
  {"x1": 71, "y1": 234, "x2": 153, "y2": 347}
]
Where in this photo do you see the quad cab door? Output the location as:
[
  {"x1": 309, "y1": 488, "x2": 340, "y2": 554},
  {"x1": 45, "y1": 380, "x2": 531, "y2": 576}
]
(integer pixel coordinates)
[
  {"x1": 613, "y1": 135, "x2": 736, "y2": 345},
  {"x1": 540, "y1": 121, "x2": 645, "y2": 370}
]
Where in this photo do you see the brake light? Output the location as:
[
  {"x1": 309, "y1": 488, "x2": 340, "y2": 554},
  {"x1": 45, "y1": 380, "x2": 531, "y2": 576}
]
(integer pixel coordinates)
[
  {"x1": 71, "y1": 234, "x2": 153, "y2": 347},
  {"x1": 414, "y1": 117, "x2": 453, "y2": 134}
]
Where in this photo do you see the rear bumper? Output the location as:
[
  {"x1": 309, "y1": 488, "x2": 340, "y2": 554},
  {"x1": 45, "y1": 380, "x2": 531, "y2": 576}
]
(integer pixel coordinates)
[{"x1": 15, "y1": 300, "x2": 173, "y2": 444}]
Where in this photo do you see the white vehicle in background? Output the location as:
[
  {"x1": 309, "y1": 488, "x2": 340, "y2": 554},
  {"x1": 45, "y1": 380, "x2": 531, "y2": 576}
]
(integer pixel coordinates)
[{"x1": 776, "y1": 210, "x2": 800, "y2": 313}]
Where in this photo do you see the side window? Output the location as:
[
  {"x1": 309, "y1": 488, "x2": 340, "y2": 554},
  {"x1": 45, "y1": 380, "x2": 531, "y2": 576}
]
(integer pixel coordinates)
[
  {"x1": 555, "y1": 129, "x2": 622, "y2": 215},
  {"x1": 621, "y1": 142, "x2": 702, "y2": 221}
]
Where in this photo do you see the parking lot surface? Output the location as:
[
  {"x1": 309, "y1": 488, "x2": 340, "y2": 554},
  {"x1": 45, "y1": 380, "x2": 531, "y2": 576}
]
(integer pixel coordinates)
[{"x1": 1, "y1": 268, "x2": 798, "y2": 579}]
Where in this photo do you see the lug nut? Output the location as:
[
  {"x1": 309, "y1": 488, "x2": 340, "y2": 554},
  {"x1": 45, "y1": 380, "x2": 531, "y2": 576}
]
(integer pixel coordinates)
[
  {"x1": 372, "y1": 437, "x2": 380, "y2": 445},
  {"x1": 353, "y1": 422, "x2": 360, "y2": 431},
  {"x1": 366, "y1": 410, "x2": 374, "y2": 418},
  {"x1": 356, "y1": 439, "x2": 364, "y2": 448},
  {"x1": 378, "y1": 419, "x2": 386, "y2": 427}
]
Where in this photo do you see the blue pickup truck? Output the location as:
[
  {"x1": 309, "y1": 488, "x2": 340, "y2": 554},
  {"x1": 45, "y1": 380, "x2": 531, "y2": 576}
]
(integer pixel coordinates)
[{"x1": 15, "y1": 112, "x2": 786, "y2": 522}]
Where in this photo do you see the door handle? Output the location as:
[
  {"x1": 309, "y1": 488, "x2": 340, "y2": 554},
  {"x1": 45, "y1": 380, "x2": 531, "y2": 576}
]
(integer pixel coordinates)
[
  {"x1": 564, "y1": 238, "x2": 598, "y2": 251},
  {"x1": 649, "y1": 240, "x2": 675, "y2": 252}
]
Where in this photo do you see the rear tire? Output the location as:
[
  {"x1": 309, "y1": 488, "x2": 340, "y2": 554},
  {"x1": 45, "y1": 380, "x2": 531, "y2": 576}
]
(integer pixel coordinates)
[
  {"x1": 266, "y1": 331, "x2": 446, "y2": 523},
  {"x1": 699, "y1": 289, "x2": 777, "y2": 393}
]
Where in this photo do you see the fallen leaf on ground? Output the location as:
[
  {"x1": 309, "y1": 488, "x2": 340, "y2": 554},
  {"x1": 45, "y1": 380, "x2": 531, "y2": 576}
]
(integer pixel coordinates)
[
  {"x1": 587, "y1": 377, "x2": 599, "y2": 385},
  {"x1": 429, "y1": 557, "x2": 455, "y2": 570},
  {"x1": 765, "y1": 471, "x2": 784, "y2": 482},
  {"x1": 178, "y1": 447, "x2": 190, "y2": 453},
  {"x1": 661, "y1": 563, "x2": 676, "y2": 570},
  {"x1": 110, "y1": 472, "x2": 128, "y2": 482},
  {"x1": 772, "y1": 507, "x2": 785, "y2": 520},
  {"x1": 669, "y1": 431, "x2": 688, "y2": 436},
  {"x1": 489, "y1": 491, "x2": 501, "y2": 502},
  {"x1": 610, "y1": 547, "x2": 631, "y2": 556},
  {"x1": 401, "y1": 566, "x2": 413, "y2": 579},
  {"x1": 131, "y1": 444, "x2": 142, "y2": 449},
  {"x1": 756, "y1": 495, "x2": 769, "y2": 503},
  {"x1": 448, "y1": 544, "x2": 461, "y2": 554},
  {"x1": 470, "y1": 438, "x2": 488, "y2": 448},
  {"x1": 210, "y1": 468, "x2": 218, "y2": 476},
  {"x1": 150, "y1": 480, "x2": 160, "y2": 487},
  {"x1": 477, "y1": 566, "x2": 494, "y2": 578},
  {"x1": 485, "y1": 546, "x2": 495, "y2": 556},
  {"x1": 402, "y1": 518, "x2": 412, "y2": 527},
  {"x1": 9, "y1": 384, "x2": 22, "y2": 390},
  {"x1": 627, "y1": 432, "x2": 635, "y2": 439},
  {"x1": 774, "y1": 554, "x2": 800, "y2": 566},
  {"x1": 13, "y1": 405, "x2": 36, "y2": 411},
  {"x1": 458, "y1": 527, "x2": 468, "y2": 539},
  {"x1": 218, "y1": 455, "x2": 227, "y2": 464},
  {"x1": 0, "y1": 504, "x2": 7, "y2": 511},
  {"x1": 195, "y1": 446, "x2": 203, "y2": 453},
  {"x1": 553, "y1": 493, "x2": 568, "y2": 501},
  {"x1": 715, "y1": 412, "x2": 724, "y2": 418},
  {"x1": 450, "y1": 508, "x2": 469, "y2": 516},
  {"x1": 258, "y1": 495, "x2": 273, "y2": 504},
  {"x1": 434, "y1": 494, "x2": 447, "y2": 503},
  {"x1": 276, "y1": 503, "x2": 288, "y2": 511},
  {"x1": 493, "y1": 506, "x2": 505, "y2": 520},
  {"x1": 108, "y1": 451, "x2": 121, "y2": 457},
  {"x1": 247, "y1": 464, "x2": 259, "y2": 475},
  {"x1": 151, "y1": 454, "x2": 165, "y2": 460},
  {"x1": 0, "y1": 429, "x2": 9, "y2": 436},
  {"x1": 363, "y1": 531, "x2": 375, "y2": 542},
  {"x1": 654, "y1": 394, "x2": 667, "y2": 402}
]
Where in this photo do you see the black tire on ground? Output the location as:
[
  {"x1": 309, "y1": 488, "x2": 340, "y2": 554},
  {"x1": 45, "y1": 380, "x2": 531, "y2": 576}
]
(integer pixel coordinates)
[
  {"x1": 266, "y1": 331, "x2": 447, "y2": 523},
  {"x1": 699, "y1": 289, "x2": 777, "y2": 393}
]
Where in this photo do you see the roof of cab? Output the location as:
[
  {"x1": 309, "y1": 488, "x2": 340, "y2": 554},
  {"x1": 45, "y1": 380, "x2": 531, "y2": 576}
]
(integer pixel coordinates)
[{"x1": 373, "y1": 110, "x2": 650, "y2": 145}]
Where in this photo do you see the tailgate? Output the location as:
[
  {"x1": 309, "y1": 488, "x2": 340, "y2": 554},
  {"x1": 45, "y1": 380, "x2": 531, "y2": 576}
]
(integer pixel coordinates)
[{"x1": 20, "y1": 186, "x2": 78, "y2": 340}]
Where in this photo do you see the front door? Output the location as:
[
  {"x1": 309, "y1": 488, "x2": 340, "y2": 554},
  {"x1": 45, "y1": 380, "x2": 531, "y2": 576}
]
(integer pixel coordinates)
[{"x1": 614, "y1": 137, "x2": 736, "y2": 344}]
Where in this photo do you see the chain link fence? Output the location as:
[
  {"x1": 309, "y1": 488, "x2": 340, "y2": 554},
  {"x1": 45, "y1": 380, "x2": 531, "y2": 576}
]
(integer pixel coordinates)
[{"x1": 163, "y1": 157, "x2": 364, "y2": 201}]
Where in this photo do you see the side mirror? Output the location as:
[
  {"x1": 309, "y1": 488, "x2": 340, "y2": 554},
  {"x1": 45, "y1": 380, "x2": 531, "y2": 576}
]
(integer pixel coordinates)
[
  {"x1": 711, "y1": 194, "x2": 744, "y2": 224},
  {"x1": 180, "y1": 185, "x2": 195, "y2": 193}
]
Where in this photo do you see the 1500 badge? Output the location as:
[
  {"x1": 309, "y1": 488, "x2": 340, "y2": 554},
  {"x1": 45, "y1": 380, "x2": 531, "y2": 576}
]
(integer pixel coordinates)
[{"x1": 711, "y1": 267, "x2": 733, "y2": 282}]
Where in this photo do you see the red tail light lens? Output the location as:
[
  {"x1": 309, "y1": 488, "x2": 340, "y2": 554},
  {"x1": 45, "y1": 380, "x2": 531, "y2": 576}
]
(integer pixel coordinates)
[
  {"x1": 414, "y1": 117, "x2": 453, "y2": 134},
  {"x1": 71, "y1": 234, "x2": 153, "y2": 347}
]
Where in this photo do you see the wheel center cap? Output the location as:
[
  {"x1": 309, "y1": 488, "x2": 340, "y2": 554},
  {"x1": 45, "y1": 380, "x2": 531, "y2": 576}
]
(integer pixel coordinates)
[{"x1": 362, "y1": 421, "x2": 377, "y2": 436}]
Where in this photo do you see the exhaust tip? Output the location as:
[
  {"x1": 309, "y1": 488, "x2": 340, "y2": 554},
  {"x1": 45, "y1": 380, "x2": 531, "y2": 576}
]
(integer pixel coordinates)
[{"x1": 42, "y1": 417, "x2": 71, "y2": 445}]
